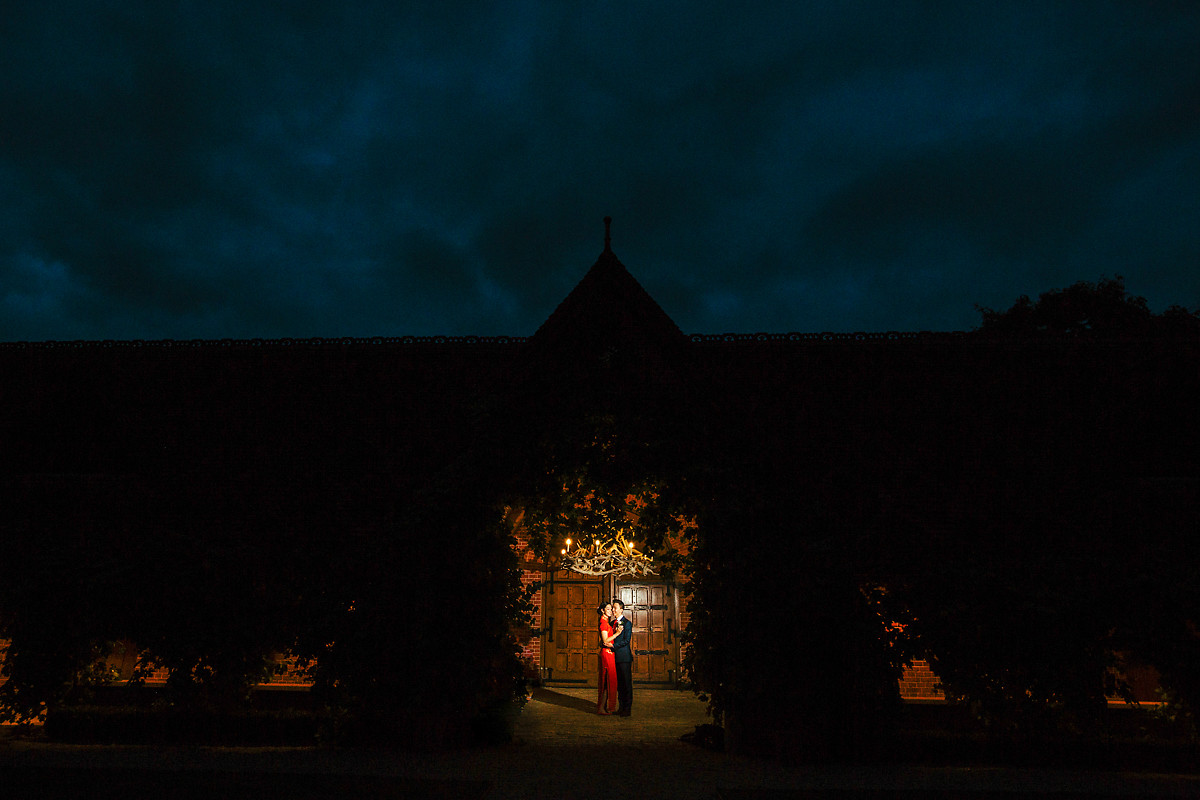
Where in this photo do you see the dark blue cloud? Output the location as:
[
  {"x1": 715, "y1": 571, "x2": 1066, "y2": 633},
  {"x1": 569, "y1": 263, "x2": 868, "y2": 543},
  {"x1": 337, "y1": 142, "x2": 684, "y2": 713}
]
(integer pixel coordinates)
[{"x1": 2, "y1": 1, "x2": 1197, "y2": 340}]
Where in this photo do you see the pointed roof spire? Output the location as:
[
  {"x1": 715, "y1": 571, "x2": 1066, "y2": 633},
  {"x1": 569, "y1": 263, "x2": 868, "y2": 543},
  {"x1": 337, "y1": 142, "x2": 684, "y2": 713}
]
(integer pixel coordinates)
[
  {"x1": 520, "y1": 219, "x2": 687, "y2": 410},
  {"x1": 530, "y1": 218, "x2": 684, "y2": 350}
]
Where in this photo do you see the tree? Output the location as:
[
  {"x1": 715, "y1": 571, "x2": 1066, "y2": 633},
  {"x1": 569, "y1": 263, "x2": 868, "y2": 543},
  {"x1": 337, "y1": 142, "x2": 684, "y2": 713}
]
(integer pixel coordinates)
[
  {"x1": 668, "y1": 366, "x2": 912, "y2": 760},
  {"x1": 976, "y1": 276, "x2": 1199, "y2": 338},
  {"x1": 872, "y1": 275, "x2": 1200, "y2": 735}
]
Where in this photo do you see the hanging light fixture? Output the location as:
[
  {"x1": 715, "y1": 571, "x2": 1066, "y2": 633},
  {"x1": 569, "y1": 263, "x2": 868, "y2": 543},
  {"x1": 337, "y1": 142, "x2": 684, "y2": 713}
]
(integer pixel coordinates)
[{"x1": 559, "y1": 533, "x2": 658, "y2": 577}]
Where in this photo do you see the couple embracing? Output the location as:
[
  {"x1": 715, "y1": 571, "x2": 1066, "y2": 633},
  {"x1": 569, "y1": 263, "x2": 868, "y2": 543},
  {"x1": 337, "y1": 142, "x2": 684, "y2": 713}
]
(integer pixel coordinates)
[{"x1": 597, "y1": 599, "x2": 633, "y2": 716}]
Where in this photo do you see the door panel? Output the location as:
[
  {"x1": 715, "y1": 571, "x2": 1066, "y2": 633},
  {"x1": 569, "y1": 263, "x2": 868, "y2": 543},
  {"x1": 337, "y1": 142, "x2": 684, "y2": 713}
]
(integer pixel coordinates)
[
  {"x1": 617, "y1": 581, "x2": 676, "y2": 684},
  {"x1": 544, "y1": 570, "x2": 604, "y2": 684}
]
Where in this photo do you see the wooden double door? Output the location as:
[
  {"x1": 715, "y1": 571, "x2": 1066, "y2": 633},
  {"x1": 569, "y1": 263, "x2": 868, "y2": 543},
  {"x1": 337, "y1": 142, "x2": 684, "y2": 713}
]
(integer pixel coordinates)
[
  {"x1": 543, "y1": 570, "x2": 678, "y2": 686},
  {"x1": 616, "y1": 582, "x2": 675, "y2": 684}
]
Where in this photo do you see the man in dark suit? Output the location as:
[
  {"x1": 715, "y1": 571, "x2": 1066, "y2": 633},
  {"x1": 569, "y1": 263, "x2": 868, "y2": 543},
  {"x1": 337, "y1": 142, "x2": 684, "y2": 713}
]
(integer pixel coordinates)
[{"x1": 611, "y1": 598, "x2": 634, "y2": 716}]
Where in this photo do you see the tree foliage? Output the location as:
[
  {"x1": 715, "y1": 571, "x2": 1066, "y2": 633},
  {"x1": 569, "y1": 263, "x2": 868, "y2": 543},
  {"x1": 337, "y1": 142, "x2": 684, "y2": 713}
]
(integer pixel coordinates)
[
  {"x1": 876, "y1": 276, "x2": 1200, "y2": 734},
  {"x1": 290, "y1": 462, "x2": 531, "y2": 744},
  {"x1": 0, "y1": 464, "x2": 531, "y2": 739},
  {"x1": 976, "y1": 275, "x2": 1200, "y2": 337},
  {"x1": 671, "y1": 367, "x2": 911, "y2": 760},
  {"x1": 678, "y1": 470, "x2": 908, "y2": 759},
  {"x1": 506, "y1": 412, "x2": 688, "y2": 573},
  {"x1": 675, "y1": 274, "x2": 1199, "y2": 753}
]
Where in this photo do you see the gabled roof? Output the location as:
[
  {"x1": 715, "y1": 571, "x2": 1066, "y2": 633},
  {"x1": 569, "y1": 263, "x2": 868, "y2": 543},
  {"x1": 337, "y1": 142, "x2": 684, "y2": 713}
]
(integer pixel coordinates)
[{"x1": 530, "y1": 218, "x2": 684, "y2": 352}]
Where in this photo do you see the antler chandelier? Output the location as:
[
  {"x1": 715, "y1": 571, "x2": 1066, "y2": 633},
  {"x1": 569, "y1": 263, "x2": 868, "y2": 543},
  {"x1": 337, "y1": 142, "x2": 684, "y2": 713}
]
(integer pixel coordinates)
[{"x1": 559, "y1": 536, "x2": 658, "y2": 577}]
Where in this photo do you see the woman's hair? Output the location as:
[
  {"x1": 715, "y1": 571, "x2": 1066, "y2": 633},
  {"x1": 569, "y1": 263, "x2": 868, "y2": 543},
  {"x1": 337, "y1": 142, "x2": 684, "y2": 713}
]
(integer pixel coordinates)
[{"x1": 596, "y1": 604, "x2": 609, "y2": 616}]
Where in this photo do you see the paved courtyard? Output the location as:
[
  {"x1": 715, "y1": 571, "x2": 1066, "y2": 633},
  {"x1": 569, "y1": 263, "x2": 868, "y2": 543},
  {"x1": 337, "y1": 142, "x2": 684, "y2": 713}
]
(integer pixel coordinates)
[{"x1": 3, "y1": 687, "x2": 1199, "y2": 798}]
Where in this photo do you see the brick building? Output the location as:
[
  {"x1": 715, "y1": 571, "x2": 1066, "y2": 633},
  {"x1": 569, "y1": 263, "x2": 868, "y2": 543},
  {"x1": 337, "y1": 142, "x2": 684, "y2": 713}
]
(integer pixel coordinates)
[{"x1": 3, "y1": 222, "x2": 1196, "y2": 701}]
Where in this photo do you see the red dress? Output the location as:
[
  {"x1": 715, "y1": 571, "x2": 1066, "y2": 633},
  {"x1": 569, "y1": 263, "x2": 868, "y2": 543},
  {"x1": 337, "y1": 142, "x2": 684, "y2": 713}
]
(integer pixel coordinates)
[{"x1": 597, "y1": 617, "x2": 618, "y2": 714}]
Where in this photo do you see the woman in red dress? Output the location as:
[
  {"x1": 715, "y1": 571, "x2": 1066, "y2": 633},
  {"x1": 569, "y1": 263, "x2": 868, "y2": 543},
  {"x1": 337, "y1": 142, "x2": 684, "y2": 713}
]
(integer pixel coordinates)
[{"x1": 597, "y1": 602, "x2": 619, "y2": 714}]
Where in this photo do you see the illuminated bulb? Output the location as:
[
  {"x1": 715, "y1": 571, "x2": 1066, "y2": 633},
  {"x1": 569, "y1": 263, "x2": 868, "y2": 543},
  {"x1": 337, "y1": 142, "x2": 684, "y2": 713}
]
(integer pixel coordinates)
[
  {"x1": 561, "y1": 548, "x2": 566, "y2": 555},
  {"x1": 565, "y1": 538, "x2": 572, "y2": 546}
]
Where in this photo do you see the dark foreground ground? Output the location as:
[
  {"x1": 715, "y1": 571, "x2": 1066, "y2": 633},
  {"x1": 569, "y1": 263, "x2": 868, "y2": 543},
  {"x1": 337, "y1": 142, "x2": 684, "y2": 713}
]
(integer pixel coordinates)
[{"x1": 3, "y1": 688, "x2": 1199, "y2": 799}]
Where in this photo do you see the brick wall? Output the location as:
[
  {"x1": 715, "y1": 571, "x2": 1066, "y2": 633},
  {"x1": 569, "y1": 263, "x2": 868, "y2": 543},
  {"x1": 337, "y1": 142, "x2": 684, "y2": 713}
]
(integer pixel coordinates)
[
  {"x1": 513, "y1": 528, "x2": 544, "y2": 676},
  {"x1": 898, "y1": 659, "x2": 943, "y2": 700},
  {"x1": 663, "y1": 525, "x2": 692, "y2": 637},
  {"x1": 675, "y1": 583, "x2": 690, "y2": 637}
]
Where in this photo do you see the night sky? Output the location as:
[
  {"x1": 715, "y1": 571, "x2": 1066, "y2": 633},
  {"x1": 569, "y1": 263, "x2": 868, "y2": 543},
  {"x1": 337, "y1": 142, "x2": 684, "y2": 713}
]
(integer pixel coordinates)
[{"x1": 3, "y1": 2, "x2": 1198, "y2": 342}]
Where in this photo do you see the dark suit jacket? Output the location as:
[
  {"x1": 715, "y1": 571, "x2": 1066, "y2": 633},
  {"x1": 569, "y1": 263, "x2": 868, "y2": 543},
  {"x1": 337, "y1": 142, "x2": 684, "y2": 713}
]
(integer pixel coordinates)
[{"x1": 612, "y1": 615, "x2": 633, "y2": 663}]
